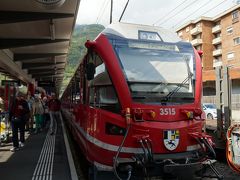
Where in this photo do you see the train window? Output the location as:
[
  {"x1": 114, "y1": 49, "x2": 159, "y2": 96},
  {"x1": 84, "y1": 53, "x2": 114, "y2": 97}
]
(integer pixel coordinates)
[
  {"x1": 88, "y1": 53, "x2": 121, "y2": 113},
  {"x1": 111, "y1": 38, "x2": 195, "y2": 104}
]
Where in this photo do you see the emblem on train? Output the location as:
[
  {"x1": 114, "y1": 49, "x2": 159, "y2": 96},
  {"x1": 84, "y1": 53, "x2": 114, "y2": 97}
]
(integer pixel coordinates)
[{"x1": 163, "y1": 130, "x2": 180, "y2": 151}]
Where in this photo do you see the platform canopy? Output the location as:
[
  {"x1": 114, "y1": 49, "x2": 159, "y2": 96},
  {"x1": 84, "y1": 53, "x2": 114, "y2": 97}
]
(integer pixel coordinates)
[{"x1": 0, "y1": 0, "x2": 80, "y2": 94}]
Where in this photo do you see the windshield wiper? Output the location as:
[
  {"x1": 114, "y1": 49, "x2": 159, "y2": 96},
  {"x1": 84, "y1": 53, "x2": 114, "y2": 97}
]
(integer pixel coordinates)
[{"x1": 163, "y1": 73, "x2": 193, "y2": 101}]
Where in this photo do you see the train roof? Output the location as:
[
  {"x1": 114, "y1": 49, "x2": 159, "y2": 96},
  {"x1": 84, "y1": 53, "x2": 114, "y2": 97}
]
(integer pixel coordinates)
[{"x1": 102, "y1": 22, "x2": 181, "y2": 43}]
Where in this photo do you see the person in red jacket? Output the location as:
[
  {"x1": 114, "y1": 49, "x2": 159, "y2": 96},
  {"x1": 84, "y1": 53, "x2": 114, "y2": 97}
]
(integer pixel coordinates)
[
  {"x1": 48, "y1": 93, "x2": 61, "y2": 135},
  {"x1": 9, "y1": 93, "x2": 29, "y2": 151}
]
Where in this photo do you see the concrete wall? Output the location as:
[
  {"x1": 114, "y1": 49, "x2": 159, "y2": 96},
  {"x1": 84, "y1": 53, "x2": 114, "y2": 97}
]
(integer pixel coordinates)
[{"x1": 232, "y1": 110, "x2": 240, "y2": 122}]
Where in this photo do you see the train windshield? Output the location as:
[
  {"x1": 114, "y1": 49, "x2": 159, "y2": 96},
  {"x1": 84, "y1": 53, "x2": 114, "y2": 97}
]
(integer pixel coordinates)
[{"x1": 110, "y1": 37, "x2": 195, "y2": 104}]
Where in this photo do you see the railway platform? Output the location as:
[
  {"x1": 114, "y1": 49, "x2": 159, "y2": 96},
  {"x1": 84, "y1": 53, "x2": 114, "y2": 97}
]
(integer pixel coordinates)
[{"x1": 0, "y1": 113, "x2": 78, "y2": 180}]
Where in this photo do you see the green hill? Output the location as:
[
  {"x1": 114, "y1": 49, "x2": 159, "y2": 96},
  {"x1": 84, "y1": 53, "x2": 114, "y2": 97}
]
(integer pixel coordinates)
[
  {"x1": 61, "y1": 24, "x2": 105, "y2": 92},
  {"x1": 67, "y1": 24, "x2": 105, "y2": 67}
]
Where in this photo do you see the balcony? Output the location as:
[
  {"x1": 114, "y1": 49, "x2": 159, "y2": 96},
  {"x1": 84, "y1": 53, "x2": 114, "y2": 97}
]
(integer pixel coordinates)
[
  {"x1": 212, "y1": 25, "x2": 221, "y2": 33},
  {"x1": 190, "y1": 27, "x2": 202, "y2": 35},
  {"x1": 213, "y1": 59, "x2": 222, "y2": 67},
  {"x1": 191, "y1": 38, "x2": 203, "y2": 46},
  {"x1": 213, "y1": 49, "x2": 222, "y2": 56},
  {"x1": 212, "y1": 37, "x2": 221, "y2": 45}
]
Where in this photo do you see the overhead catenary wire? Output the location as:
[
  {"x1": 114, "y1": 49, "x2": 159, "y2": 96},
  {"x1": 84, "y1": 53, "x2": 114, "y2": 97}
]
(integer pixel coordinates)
[
  {"x1": 201, "y1": 0, "x2": 227, "y2": 16},
  {"x1": 152, "y1": 0, "x2": 190, "y2": 26},
  {"x1": 95, "y1": 0, "x2": 108, "y2": 24},
  {"x1": 174, "y1": 0, "x2": 227, "y2": 29},
  {"x1": 110, "y1": 0, "x2": 113, "y2": 24},
  {"x1": 119, "y1": 0, "x2": 130, "y2": 22},
  {"x1": 157, "y1": 0, "x2": 199, "y2": 26},
  {"x1": 96, "y1": 0, "x2": 110, "y2": 24},
  {"x1": 172, "y1": 0, "x2": 212, "y2": 28}
]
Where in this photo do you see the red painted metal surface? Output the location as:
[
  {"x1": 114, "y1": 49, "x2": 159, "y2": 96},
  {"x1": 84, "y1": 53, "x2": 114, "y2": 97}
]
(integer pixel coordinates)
[{"x1": 61, "y1": 24, "x2": 214, "y2": 176}]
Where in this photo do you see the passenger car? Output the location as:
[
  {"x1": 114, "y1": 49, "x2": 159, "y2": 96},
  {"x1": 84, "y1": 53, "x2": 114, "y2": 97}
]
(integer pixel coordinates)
[{"x1": 202, "y1": 103, "x2": 217, "y2": 120}]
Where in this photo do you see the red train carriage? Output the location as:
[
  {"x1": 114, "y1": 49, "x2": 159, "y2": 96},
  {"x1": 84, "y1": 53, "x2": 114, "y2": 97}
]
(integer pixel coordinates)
[{"x1": 62, "y1": 22, "x2": 220, "y2": 179}]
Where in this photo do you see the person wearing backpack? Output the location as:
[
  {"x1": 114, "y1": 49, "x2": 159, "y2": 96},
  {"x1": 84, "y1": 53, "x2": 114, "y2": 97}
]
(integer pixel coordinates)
[{"x1": 9, "y1": 92, "x2": 29, "y2": 152}]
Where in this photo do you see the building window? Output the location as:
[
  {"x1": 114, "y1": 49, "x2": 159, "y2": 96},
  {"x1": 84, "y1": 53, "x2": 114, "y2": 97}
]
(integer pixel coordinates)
[
  {"x1": 227, "y1": 27, "x2": 233, "y2": 35},
  {"x1": 216, "y1": 44, "x2": 222, "y2": 50},
  {"x1": 234, "y1": 37, "x2": 240, "y2": 45},
  {"x1": 232, "y1": 10, "x2": 239, "y2": 19},
  {"x1": 232, "y1": 10, "x2": 239, "y2": 23},
  {"x1": 195, "y1": 34, "x2": 201, "y2": 39},
  {"x1": 227, "y1": 52, "x2": 234, "y2": 60},
  {"x1": 186, "y1": 27, "x2": 189, "y2": 32},
  {"x1": 215, "y1": 21, "x2": 221, "y2": 25},
  {"x1": 215, "y1": 33, "x2": 221, "y2": 38},
  {"x1": 216, "y1": 56, "x2": 222, "y2": 62}
]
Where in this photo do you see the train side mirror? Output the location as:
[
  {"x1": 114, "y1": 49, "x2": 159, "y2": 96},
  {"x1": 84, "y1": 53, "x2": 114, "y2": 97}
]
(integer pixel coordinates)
[{"x1": 86, "y1": 63, "x2": 95, "y2": 80}]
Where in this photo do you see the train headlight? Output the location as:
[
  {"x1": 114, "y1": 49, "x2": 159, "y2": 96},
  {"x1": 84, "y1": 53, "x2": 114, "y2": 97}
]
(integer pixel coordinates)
[
  {"x1": 186, "y1": 111, "x2": 193, "y2": 119},
  {"x1": 149, "y1": 110, "x2": 156, "y2": 119},
  {"x1": 181, "y1": 110, "x2": 193, "y2": 119},
  {"x1": 181, "y1": 108, "x2": 203, "y2": 120}
]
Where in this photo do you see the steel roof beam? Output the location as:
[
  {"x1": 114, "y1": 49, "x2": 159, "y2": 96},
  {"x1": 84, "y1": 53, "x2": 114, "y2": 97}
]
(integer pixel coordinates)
[
  {"x1": 14, "y1": 53, "x2": 67, "y2": 61},
  {"x1": 29, "y1": 68, "x2": 65, "y2": 74},
  {"x1": 32, "y1": 72, "x2": 64, "y2": 76},
  {"x1": 22, "y1": 62, "x2": 65, "y2": 69},
  {"x1": 32, "y1": 74, "x2": 64, "y2": 78},
  {"x1": 0, "y1": 38, "x2": 69, "y2": 49},
  {"x1": 0, "y1": 50, "x2": 34, "y2": 83},
  {"x1": 0, "y1": 11, "x2": 74, "y2": 24},
  {"x1": 36, "y1": 78, "x2": 63, "y2": 82}
]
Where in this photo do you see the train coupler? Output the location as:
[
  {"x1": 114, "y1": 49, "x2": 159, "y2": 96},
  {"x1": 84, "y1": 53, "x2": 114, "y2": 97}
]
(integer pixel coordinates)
[{"x1": 189, "y1": 132, "x2": 216, "y2": 159}]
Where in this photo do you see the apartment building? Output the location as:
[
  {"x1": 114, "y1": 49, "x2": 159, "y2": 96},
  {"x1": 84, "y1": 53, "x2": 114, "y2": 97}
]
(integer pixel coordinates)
[{"x1": 176, "y1": 5, "x2": 240, "y2": 96}]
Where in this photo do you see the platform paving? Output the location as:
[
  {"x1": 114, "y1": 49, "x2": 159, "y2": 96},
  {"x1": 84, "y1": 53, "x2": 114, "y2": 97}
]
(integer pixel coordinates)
[{"x1": 0, "y1": 116, "x2": 74, "y2": 180}]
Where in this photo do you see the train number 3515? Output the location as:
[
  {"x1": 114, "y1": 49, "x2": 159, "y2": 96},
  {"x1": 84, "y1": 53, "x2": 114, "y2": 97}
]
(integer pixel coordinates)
[{"x1": 160, "y1": 108, "x2": 176, "y2": 115}]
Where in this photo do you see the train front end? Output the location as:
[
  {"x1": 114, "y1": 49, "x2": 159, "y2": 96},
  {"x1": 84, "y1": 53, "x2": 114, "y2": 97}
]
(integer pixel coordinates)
[{"x1": 85, "y1": 23, "x2": 219, "y2": 179}]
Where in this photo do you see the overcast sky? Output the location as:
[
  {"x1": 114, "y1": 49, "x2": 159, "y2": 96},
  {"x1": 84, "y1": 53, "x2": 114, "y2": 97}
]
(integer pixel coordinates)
[{"x1": 76, "y1": 0, "x2": 239, "y2": 31}]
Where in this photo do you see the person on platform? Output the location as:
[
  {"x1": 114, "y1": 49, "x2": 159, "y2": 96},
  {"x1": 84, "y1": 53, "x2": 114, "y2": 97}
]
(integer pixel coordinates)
[
  {"x1": 32, "y1": 95, "x2": 44, "y2": 134},
  {"x1": 48, "y1": 93, "x2": 61, "y2": 135},
  {"x1": 9, "y1": 92, "x2": 29, "y2": 152},
  {"x1": 26, "y1": 91, "x2": 34, "y2": 133},
  {"x1": 42, "y1": 96, "x2": 49, "y2": 128}
]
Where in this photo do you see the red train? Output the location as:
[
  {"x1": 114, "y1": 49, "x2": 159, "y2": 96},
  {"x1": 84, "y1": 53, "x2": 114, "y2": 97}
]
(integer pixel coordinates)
[{"x1": 61, "y1": 22, "x2": 220, "y2": 179}]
